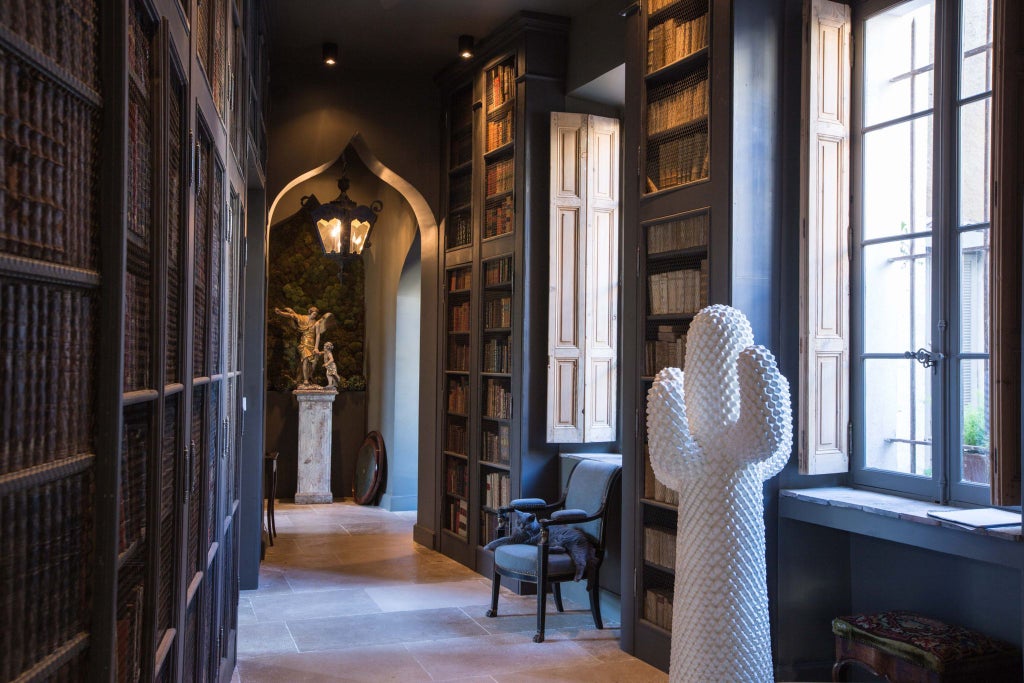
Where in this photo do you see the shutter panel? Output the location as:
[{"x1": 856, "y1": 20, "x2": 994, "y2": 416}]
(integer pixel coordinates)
[
  {"x1": 547, "y1": 113, "x2": 621, "y2": 443},
  {"x1": 583, "y1": 115, "x2": 619, "y2": 442},
  {"x1": 799, "y1": 0, "x2": 851, "y2": 474},
  {"x1": 548, "y1": 112, "x2": 587, "y2": 442}
]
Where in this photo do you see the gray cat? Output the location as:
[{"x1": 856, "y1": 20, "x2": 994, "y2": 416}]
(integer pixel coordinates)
[{"x1": 484, "y1": 510, "x2": 596, "y2": 582}]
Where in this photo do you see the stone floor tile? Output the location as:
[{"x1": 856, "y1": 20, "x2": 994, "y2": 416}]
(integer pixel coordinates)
[
  {"x1": 236, "y1": 622, "x2": 298, "y2": 657},
  {"x1": 490, "y1": 659, "x2": 668, "y2": 683},
  {"x1": 366, "y1": 578, "x2": 494, "y2": 612},
  {"x1": 404, "y1": 631, "x2": 592, "y2": 680},
  {"x1": 237, "y1": 644, "x2": 432, "y2": 682},
  {"x1": 250, "y1": 587, "x2": 380, "y2": 622},
  {"x1": 286, "y1": 606, "x2": 488, "y2": 652}
]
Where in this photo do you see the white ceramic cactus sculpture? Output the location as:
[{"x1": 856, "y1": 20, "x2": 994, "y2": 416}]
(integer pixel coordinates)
[{"x1": 646, "y1": 305, "x2": 792, "y2": 683}]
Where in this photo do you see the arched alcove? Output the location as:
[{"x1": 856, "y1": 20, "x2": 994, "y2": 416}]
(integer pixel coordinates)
[{"x1": 263, "y1": 135, "x2": 437, "y2": 516}]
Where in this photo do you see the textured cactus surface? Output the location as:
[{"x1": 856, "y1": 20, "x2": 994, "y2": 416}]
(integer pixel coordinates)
[{"x1": 646, "y1": 305, "x2": 793, "y2": 683}]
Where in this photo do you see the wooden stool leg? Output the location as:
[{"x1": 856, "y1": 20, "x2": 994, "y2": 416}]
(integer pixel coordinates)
[{"x1": 269, "y1": 462, "x2": 277, "y2": 538}]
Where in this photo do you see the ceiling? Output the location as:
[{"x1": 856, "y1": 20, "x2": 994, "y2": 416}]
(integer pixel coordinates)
[{"x1": 268, "y1": 0, "x2": 598, "y2": 76}]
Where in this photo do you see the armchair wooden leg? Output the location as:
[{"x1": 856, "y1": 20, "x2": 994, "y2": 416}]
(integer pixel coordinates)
[
  {"x1": 534, "y1": 533, "x2": 549, "y2": 643},
  {"x1": 588, "y1": 567, "x2": 603, "y2": 630},
  {"x1": 486, "y1": 570, "x2": 501, "y2": 618},
  {"x1": 552, "y1": 582, "x2": 564, "y2": 613}
]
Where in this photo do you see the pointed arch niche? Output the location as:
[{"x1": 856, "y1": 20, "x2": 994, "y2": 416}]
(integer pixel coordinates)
[{"x1": 266, "y1": 134, "x2": 439, "y2": 516}]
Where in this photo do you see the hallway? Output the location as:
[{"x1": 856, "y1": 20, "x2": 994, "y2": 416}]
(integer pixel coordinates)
[{"x1": 236, "y1": 503, "x2": 666, "y2": 682}]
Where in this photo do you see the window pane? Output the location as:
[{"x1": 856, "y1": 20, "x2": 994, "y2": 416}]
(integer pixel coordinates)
[
  {"x1": 959, "y1": 358, "x2": 990, "y2": 485},
  {"x1": 959, "y1": 98, "x2": 991, "y2": 226},
  {"x1": 960, "y1": 0, "x2": 993, "y2": 99},
  {"x1": 864, "y1": 0, "x2": 934, "y2": 127},
  {"x1": 959, "y1": 228, "x2": 989, "y2": 353},
  {"x1": 864, "y1": 358, "x2": 932, "y2": 476},
  {"x1": 862, "y1": 237, "x2": 931, "y2": 354},
  {"x1": 863, "y1": 117, "x2": 933, "y2": 241}
]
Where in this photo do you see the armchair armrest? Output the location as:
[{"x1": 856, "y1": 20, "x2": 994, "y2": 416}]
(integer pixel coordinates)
[
  {"x1": 508, "y1": 498, "x2": 548, "y2": 511},
  {"x1": 540, "y1": 509, "x2": 602, "y2": 527}
]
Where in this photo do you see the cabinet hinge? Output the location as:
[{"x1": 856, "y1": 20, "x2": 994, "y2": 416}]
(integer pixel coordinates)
[
  {"x1": 183, "y1": 444, "x2": 191, "y2": 504},
  {"x1": 187, "y1": 130, "x2": 195, "y2": 189}
]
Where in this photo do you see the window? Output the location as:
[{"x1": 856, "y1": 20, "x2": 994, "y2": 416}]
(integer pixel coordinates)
[{"x1": 852, "y1": 0, "x2": 993, "y2": 503}]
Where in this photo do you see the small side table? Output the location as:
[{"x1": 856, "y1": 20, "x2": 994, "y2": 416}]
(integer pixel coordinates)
[{"x1": 264, "y1": 452, "x2": 279, "y2": 544}]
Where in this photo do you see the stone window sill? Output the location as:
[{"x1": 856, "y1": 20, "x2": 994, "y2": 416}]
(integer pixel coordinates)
[{"x1": 779, "y1": 487, "x2": 1023, "y2": 569}]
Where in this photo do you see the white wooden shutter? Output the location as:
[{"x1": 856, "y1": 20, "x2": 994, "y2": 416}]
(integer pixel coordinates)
[
  {"x1": 548, "y1": 112, "x2": 587, "y2": 442},
  {"x1": 799, "y1": 0, "x2": 851, "y2": 474},
  {"x1": 547, "y1": 113, "x2": 620, "y2": 443},
  {"x1": 583, "y1": 116, "x2": 619, "y2": 442}
]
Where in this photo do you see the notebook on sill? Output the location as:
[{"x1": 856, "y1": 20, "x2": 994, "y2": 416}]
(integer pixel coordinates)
[{"x1": 926, "y1": 507, "x2": 1022, "y2": 529}]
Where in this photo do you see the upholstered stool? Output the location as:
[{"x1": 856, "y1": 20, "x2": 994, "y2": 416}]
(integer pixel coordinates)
[{"x1": 832, "y1": 611, "x2": 1021, "y2": 682}]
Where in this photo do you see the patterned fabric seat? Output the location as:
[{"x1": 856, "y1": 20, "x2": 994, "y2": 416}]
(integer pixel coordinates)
[{"x1": 832, "y1": 610, "x2": 1021, "y2": 682}]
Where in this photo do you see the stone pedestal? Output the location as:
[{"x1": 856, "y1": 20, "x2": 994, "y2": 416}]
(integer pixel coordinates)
[{"x1": 294, "y1": 388, "x2": 337, "y2": 504}]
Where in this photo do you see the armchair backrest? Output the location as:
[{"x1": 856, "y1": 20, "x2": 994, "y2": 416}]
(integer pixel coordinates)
[{"x1": 563, "y1": 460, "x2": 621, "y2": 547}]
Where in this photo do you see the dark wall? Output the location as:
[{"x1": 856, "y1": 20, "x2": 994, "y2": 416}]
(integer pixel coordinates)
[
  {"x1": 265, "y1": 390, "x2": 369, "y2": 501},
  {"x1": 266, "y1": 69, "x2": 440, "y2": 218},
  {"x1": 566, "y1": 0, "x2": 627, "y2": 93}
]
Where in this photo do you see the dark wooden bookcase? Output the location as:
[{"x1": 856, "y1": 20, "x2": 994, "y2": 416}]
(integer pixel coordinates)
[
  {"x1": 435, "y1": 12, "x2": 568, "y2": 577},
  {"x1": 0, "y1": 0, "x2": 265, "y2": 679},
  {"x1": 621, "y1": 0, "x2": 784, "y2": 671}
]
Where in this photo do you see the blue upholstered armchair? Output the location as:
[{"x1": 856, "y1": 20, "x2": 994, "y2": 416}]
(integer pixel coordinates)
[{"x1": 485, "y1": 459, "x2": 621, "y2": 643}]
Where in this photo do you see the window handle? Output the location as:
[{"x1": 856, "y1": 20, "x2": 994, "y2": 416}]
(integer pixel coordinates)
[{"x1": 904, "y1": 348, "x2": 944, "y2": 369}]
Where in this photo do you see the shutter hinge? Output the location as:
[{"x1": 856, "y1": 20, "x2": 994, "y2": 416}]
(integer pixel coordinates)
[
  {"x1": 802, "y1": 217, "x2": 807, "y2": 239},
  {"x1": 801, "y1": 429, "x2": 807, "y2": 454},
  {"x1": 636, "y1": 243, "x2": 641, "y2": 274},
  {"x1": 992, "y1": 447, "x2": 998, "y2": 475},
  {"x1": 847, "y1": 225, "x2": 853, "y2": 261},
  {"x1": 847, "y1": 421, "x2": 853, "y2": 453},
  {"x1": 798, "y1": 336, "x2": 804, "y2": 356},
  {"x1": 938, "y1": 319, "x2": 948, "y2": 334}
]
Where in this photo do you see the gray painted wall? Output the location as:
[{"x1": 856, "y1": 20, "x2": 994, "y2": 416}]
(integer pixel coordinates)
[
  {"x1": 361, "y1": 174, "x2": 423, "y2": 512},
  {"x1": 383, "y1": 234, "x2": 422, "y2": 511}
]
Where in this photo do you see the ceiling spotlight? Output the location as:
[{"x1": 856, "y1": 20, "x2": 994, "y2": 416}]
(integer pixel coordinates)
[
  {"x1": 458, "y1": 35, "x2": 474, "y2": 60},
  {"x1": 322, "y1": 42, "x2": 338, "y2": 66}
]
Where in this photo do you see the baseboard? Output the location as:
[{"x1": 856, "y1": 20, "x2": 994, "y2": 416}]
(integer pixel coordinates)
[
  {"x1": 379, "y1": 493, "x2": 417, "y2": 512},
  {"x1": 413, "y1": 523, "x2": 436, "y2": 549}
]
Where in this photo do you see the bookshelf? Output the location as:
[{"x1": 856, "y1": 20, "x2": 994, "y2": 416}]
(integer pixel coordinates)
[
  {"x1": 447, "y1": 85, "x2": 474, "y2": 250},
  {"x1": 444, "y1": 264, "x2": 473, "y2": 541},
  {"x1": 434, "y1": 12, "x2": 568, "y2": 576},
  {"x1": 643, "y1": 0, "x2": 710, "y2": 195},
  {"x1": 0, "y1": 0, "x2": 261, "y2": 678},
  {"x1": 622, "y1": 0, "x2": 784, "y2": 671}
]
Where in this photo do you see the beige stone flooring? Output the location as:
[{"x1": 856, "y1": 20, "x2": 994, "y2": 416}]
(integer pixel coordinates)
[{"x1": 236, "y1": 501, "x2": 666, "y2": 682}]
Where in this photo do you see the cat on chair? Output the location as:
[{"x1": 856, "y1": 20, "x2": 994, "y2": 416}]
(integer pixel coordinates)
[{"x1": 484, "y1": 509, "x2": 596, "y2": 582}]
